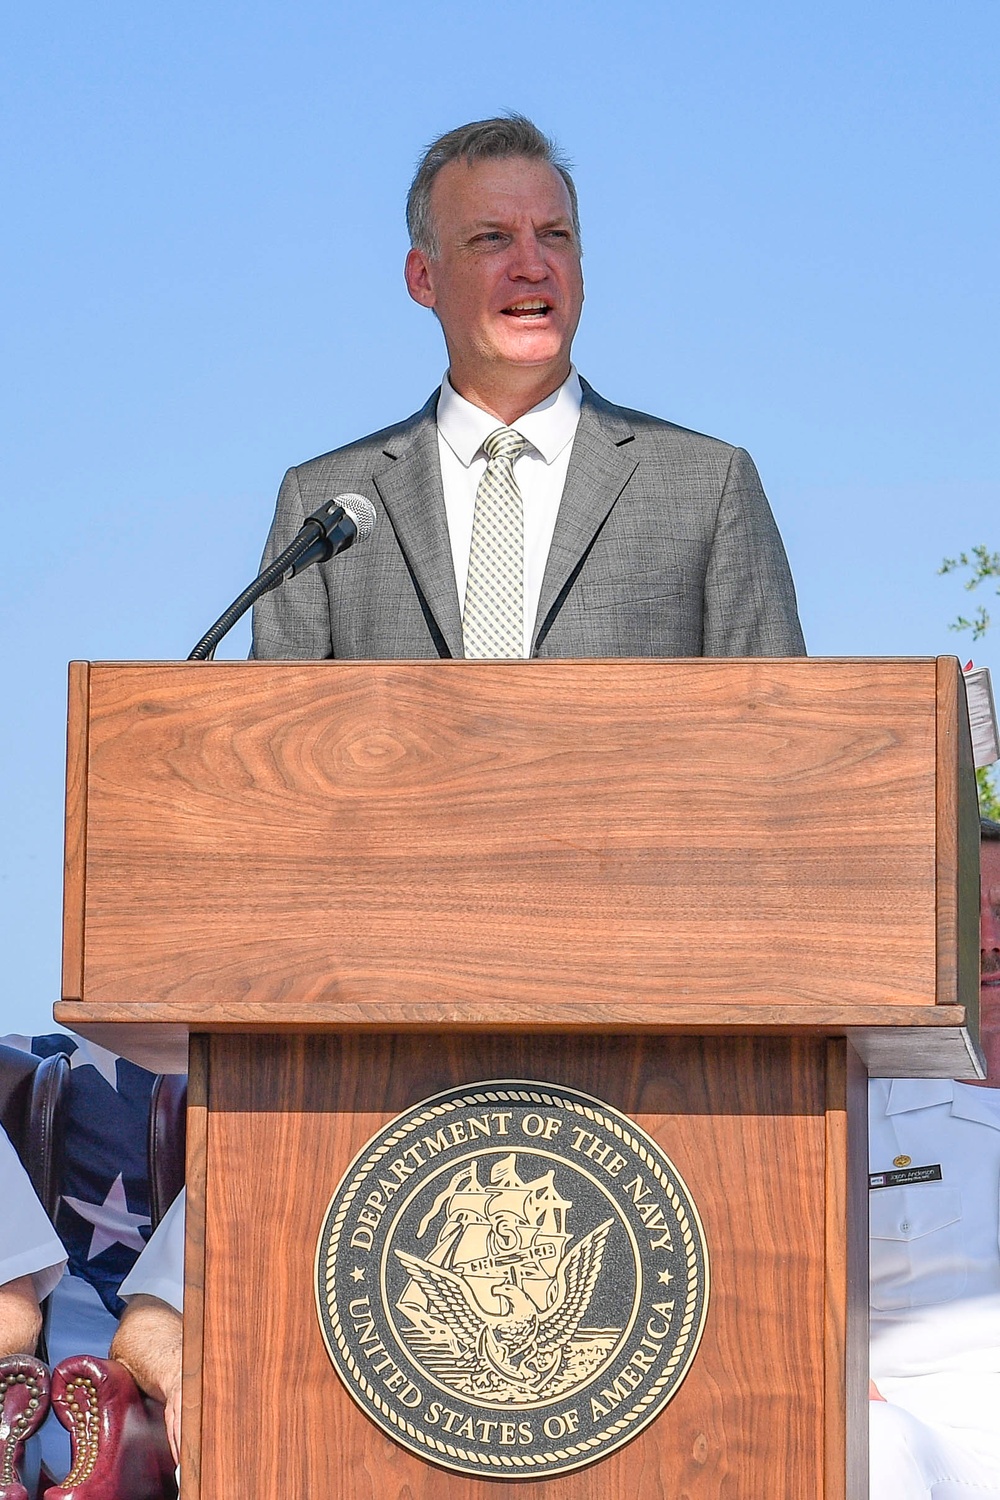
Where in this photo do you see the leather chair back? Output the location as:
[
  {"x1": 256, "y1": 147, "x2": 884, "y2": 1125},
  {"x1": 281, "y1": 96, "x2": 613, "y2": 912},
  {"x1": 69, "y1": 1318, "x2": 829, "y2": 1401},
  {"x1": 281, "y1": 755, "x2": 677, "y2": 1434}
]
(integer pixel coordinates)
[
  {"x1": 0, "y1": 1043, "x2": 69, "y2": 1222},
  {"x1": 147, "y1": 1074, "x2": 186, "y2": 1230}
]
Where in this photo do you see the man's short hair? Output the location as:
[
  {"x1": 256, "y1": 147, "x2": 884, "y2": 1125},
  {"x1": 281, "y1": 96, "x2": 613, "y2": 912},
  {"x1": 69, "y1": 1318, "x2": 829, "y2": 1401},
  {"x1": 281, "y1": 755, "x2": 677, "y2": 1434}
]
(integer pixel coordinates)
[
  {"x1": 983, "y1": 817, "x2": 1000, "y2": 841},
  {"x1": 406, "y1": 114, "x2": 581, "y2": 259}
]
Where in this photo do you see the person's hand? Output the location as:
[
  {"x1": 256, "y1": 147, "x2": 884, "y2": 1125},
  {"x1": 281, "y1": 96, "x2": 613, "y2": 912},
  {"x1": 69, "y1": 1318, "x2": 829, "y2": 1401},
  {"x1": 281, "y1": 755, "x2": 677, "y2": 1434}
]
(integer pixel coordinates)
[
  {"x1": 869, "y1": 1379, "x2": 886, "y2": 1401},
  {"x1": 164, "y1": 1375, "x2": 182, "y2": 1466}
]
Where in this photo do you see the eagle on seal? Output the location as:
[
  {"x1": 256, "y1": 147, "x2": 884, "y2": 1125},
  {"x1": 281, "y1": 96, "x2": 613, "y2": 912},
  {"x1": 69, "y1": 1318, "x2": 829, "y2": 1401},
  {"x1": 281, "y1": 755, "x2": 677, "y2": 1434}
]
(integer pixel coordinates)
[{"x1": 395, "y1": 1218, "x2": 613, "y2": 1396}]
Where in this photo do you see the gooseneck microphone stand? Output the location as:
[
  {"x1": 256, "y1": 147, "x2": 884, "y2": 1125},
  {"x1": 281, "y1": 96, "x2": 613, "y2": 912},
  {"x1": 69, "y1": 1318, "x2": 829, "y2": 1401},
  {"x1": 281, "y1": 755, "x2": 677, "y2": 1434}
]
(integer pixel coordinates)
[{"x1": 187, "y1": 494, "x2": 376, "y2": 661}]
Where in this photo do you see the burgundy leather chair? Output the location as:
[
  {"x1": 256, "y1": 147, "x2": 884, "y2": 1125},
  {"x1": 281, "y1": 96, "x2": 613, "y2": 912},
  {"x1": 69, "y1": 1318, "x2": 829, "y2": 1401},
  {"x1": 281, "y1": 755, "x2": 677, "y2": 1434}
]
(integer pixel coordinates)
[
  {"x1": 146, "y1": 1076, "x2": 187, "y2": 1233},
  {"x1": 43, "y1": 1358, "x2": 176, "y2": 1500},
  {"x1": 0, "y1": 1052, "x2": 185, "y2": 1500},
  {"x1": 0, "y1": 1356, "x2": 50, "y2": 1500},
  {"x1": 44, "y1": 1077, "x2": 186, "y2": 1500}
]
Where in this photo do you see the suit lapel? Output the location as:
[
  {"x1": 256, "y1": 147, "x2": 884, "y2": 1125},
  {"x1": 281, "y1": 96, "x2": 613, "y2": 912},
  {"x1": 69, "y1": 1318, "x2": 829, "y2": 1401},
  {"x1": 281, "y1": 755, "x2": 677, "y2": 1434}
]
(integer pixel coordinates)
[
  {"x1": 531, "y1": 384, "x2": 638, "y2": 651},
  {"x1": 372, "y1": 381, "x2": 638, "y2": 659},
  {"x1": 373, "y1": 395, "x2": 466, "y2": 658}
]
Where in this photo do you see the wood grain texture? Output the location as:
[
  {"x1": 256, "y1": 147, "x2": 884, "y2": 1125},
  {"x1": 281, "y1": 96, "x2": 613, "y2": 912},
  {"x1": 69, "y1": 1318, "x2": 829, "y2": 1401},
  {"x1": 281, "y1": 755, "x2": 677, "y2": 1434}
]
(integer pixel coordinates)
[
  {"x1": 936, "y1": 656, "x2": 959, "y2": 1007},
  {"x1": 74, "y1": 658, "x2": 948, "y2": 1019},
  {"x1": 179, "y1": 1036, "x2": 207, "y2": 1500},
  {"x1": 61, "y1": 661, "x2": 90, "y2": 1002},
  {"x1": 52, "y1": 1004, "x2": 980, "y2": 1079},
  {"x1": 196, "y1": 1033, "x2": 858, "y2": 1499},
  {"x1": 824, "y1": 1041, "x2": 869, "y2": 1500},
  {"x1": 935, "y1": 657, "x2": 982, "y2": 1022},
  {"x1": 844, "y1": 1043, "x2": 870, "y2": 1500},
  {"x1": 847, "y1": 1024, "x2": 983, "y2": 1080},
  {"x1": 956, "y1": 665, "x2": 984, "y2": 1031}
]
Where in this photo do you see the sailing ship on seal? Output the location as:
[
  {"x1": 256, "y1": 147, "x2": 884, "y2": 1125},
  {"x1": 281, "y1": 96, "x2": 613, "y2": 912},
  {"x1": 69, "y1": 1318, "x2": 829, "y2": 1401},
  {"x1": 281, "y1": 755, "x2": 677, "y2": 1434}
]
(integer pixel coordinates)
[{"x1": 395, "y1": 1153, "x2": 620, "y2": 1404}]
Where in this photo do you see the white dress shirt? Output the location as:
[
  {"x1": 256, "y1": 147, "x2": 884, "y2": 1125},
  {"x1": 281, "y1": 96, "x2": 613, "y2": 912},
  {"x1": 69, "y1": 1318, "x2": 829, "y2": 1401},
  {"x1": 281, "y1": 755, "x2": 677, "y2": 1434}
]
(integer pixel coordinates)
[
  {"x1": 0, "y1": 1124, "x2": 65, "y2": 1300},
  {"x1": 119, "y1": 1187, "x2": 185, "y2": 1314},
  {"x1": 436, "y1": 368, "x2": 582, "y2": 658}
]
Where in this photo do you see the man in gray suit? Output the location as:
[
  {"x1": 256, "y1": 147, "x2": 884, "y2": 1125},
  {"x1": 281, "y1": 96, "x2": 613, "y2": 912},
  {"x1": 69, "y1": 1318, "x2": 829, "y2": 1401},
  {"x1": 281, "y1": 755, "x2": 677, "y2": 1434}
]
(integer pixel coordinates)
[{"x1": 251, "y1": 115, "x2": 804, "y2": 662}]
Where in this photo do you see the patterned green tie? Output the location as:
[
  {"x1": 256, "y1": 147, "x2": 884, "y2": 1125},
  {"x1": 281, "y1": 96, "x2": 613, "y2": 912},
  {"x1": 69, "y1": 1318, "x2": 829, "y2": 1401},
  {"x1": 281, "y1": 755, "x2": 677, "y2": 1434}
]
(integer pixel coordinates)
[{"x1": 462, "y1": 426, "x2": 528, "y2": 659}]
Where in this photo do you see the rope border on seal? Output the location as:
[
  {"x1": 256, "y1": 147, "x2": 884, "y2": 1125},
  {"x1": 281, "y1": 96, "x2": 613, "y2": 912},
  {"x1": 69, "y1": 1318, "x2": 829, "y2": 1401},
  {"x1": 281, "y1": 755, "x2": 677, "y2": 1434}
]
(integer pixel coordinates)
[{"x1": 317, "y1": 1085, "x2": 710, "y2": 1473}]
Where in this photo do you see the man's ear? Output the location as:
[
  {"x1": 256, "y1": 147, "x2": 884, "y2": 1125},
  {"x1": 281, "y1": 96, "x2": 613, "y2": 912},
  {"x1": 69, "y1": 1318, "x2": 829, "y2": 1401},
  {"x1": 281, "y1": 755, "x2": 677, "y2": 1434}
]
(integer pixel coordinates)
[{"x1": 405, "y1": 247, "x2": 436, "y2": 309}]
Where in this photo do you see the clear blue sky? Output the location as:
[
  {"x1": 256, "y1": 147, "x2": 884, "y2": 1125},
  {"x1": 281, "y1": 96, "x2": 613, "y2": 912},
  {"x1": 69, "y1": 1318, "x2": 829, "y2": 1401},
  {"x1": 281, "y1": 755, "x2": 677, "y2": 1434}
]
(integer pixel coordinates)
[{"x1": 2, "y1": 1, "x2": 998, "y2": 1035}]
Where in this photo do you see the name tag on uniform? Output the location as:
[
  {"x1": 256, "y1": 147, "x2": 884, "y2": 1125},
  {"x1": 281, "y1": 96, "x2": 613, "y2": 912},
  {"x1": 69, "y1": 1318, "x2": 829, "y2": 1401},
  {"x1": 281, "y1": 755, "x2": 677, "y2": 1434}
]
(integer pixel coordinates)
[{"x1": 869, "y1": 1164, "x2": 943, "y2": 1189}]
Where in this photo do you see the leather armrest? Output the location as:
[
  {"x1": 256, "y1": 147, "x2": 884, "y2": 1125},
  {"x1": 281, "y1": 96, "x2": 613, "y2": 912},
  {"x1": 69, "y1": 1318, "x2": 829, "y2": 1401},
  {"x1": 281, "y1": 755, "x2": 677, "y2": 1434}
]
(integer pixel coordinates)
[
  {"x1": 44, "y1": 1357, "x2": 175, "y2": 1500},
  {"x1": 0, "y1": 1355, "x2": 50, "y2": 1500}
]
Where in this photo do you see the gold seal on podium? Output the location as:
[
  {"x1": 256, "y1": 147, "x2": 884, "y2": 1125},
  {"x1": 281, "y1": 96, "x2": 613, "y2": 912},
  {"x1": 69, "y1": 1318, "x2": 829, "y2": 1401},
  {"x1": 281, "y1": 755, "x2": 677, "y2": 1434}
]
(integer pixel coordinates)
[{"x1": 315, "y1": 1081, "x2": 710, "y2": 1478}]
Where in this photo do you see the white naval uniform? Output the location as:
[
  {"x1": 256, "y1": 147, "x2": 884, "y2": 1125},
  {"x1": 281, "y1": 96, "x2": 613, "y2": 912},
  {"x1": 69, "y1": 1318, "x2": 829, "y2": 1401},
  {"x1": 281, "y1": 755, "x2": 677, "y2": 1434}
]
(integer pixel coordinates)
[
  {"x1": 0, "y1": 1123, "x2": 65, "y2": 1303},
  {"x1": 869, "y1": 1078, "x2": 1000, "y2": 1497},
  {"x1": 118, "y1": 1188, "x2": 185, "y2": 1314}
]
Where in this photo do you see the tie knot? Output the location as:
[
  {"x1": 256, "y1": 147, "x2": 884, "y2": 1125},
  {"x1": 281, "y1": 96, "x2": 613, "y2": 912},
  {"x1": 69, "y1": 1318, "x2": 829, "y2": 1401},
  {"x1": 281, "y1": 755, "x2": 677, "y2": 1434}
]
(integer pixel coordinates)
[{"x1": 483, "y1": 427, "x2": 528, "y2": 464}]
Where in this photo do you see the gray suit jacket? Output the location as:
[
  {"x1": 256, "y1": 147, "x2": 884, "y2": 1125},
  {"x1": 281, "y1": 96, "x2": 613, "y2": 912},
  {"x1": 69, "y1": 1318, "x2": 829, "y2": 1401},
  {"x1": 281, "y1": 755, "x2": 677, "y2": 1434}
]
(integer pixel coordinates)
[{"x1": 251, "y1": 380, "x2": 805, "y2": 660}]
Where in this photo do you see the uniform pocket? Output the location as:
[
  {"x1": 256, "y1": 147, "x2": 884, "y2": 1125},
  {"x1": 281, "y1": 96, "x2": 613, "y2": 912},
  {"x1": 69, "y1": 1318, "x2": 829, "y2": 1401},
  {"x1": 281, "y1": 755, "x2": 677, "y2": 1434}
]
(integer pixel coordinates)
[{"x1": 869, "y1": 1184, "x2": 966, "y2": 1310}]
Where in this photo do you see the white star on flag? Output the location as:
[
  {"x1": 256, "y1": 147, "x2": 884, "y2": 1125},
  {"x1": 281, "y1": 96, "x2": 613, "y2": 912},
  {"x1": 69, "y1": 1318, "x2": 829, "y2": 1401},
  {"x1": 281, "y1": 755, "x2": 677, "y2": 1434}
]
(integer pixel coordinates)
[
  {"x1": 69, "y1": 1039, "x2": 120, "y2": 1090},
  {"x1": 63, "y1": 1173, "x2": 150, "y2": 1259}
]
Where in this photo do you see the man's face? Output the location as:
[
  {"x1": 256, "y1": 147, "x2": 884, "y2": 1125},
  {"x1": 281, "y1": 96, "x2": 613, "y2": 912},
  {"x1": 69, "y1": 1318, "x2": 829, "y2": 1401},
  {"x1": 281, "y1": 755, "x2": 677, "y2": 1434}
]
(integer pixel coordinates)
[
  {"x1": 404, "y1": 156, "x2": 584, "y2": 394},
  {"x1": 982, "y1": 838, "x2": 1000, "y2": 1074}
]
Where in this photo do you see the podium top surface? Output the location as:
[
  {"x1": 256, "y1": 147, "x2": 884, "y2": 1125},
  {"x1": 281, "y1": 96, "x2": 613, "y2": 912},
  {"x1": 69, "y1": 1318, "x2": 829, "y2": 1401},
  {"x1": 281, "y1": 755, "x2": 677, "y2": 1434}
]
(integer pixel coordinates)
[{"x1": 55, "y1": 657, "x2": 981, "y2": 1077}]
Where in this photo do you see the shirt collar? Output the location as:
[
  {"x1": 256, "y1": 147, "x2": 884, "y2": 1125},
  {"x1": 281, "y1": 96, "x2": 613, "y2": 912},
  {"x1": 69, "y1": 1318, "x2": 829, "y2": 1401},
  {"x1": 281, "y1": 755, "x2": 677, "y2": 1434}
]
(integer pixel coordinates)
[
  {"x1": 949, "y1": 1081, "x2": 1000, "y2": 1130},
  {"x1": 884, "y1": 1077, "x2": 1000, "y2": 1132},
  {"x1": 885, "y1": 1079, "x2": 955, "y2": 1115},
  {"x1": 436, "y1": 367, "x2": 582, "y2": 467}
]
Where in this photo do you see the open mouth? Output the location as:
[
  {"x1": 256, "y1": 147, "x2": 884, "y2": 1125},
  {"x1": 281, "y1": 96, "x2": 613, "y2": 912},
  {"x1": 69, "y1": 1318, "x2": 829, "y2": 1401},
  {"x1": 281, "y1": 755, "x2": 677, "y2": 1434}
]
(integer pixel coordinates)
[{"x1": 501, "y1": 299, "x2": 552, "y2": 320}]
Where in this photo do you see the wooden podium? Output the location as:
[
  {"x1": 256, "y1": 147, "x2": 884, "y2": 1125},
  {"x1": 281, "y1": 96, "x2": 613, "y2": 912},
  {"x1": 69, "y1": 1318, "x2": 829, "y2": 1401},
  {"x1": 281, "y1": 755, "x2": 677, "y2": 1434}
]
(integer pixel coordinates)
[{"x1": 55, "y1": 657, "x2": 981, "y2": 1500}]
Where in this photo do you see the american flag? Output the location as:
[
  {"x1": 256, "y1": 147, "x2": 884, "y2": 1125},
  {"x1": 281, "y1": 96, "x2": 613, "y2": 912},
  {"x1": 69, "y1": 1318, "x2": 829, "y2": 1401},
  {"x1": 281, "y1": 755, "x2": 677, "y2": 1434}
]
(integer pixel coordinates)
[{"x1": 3, "y1": 1032, "x2": 156, "y2": 1315}]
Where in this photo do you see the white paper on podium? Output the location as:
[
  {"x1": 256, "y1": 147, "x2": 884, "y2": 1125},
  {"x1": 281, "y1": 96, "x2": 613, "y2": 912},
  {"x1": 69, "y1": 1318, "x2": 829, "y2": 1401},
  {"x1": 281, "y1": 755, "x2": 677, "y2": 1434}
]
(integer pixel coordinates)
[{"x1": 964, "y1": 664, "x2": 1000, "y2": 769}]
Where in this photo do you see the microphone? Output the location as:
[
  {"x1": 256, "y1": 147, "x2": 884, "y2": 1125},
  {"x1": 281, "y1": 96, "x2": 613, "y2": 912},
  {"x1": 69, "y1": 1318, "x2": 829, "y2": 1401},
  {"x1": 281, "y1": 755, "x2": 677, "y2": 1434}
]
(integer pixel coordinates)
[
  {"x1": 187, "y1": 492, "x2": 377, "y2": 661},
  {"x1": 286, "y1": 494, "x2": 377, "y2": 579}
]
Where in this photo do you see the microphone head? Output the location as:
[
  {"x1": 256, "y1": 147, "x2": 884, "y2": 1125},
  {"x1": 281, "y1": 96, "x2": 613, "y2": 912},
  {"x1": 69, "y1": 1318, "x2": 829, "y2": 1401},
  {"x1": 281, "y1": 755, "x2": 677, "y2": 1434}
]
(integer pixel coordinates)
[{"x1": 335, "y1": 493, "x2": 377, "y2": 543}]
